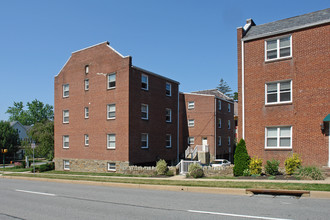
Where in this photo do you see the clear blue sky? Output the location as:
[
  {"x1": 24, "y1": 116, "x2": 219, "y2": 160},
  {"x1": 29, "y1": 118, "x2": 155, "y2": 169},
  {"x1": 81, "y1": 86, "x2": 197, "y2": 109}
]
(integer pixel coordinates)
[{"x1": 0, "y1": 0, "x2": 328, "y2": 121}]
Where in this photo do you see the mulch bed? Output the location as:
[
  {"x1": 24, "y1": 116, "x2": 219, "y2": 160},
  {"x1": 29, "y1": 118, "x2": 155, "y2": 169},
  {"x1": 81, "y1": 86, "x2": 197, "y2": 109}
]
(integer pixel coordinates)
[{"x1": 237, "y1": 174, "x2": 298, "y2": 180}]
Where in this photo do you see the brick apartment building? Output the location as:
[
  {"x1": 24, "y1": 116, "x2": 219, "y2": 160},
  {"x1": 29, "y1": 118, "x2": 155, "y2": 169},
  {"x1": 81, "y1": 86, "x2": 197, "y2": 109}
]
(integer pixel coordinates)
[
  {"x1": 54, "y1": 42, "x2": 179, "y2": 172},
  {"x1": 179, "y1": 90, "x2": 235, "y2": 162},
  {"x1": 237, "y1": 9, "x2": 330, "y2": 167}
]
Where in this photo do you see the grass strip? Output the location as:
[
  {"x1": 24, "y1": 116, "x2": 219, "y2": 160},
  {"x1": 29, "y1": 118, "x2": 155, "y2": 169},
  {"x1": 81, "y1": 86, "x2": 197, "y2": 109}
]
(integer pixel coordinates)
[{"x1": 3, "y1": 173, "x2": 330, "y2": 192}]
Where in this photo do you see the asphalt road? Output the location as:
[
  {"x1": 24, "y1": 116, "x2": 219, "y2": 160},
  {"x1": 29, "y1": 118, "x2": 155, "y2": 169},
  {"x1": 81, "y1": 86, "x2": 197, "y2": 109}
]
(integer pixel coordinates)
[{"x1": 0, "y1": 178, "x2": 329, "y2": 220}]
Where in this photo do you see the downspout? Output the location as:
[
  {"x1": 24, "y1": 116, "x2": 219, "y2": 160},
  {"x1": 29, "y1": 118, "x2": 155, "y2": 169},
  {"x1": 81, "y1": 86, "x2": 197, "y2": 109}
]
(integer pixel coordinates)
[
  {"x1": 241, "y1": 40, "x2": 245, "y2": 139},
  {"x1": 177, "y1": 85, "x2": 180, "y2": 164},
  {"x1": 214, "y1": 98, "x2": 217, "y2": 161}
]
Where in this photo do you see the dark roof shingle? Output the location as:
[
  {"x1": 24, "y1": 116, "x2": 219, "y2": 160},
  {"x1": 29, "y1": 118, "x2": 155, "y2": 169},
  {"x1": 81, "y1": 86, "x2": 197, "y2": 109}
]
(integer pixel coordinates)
[{"x1": 243, "y1": 8, "x2": 330, "y2": 41}]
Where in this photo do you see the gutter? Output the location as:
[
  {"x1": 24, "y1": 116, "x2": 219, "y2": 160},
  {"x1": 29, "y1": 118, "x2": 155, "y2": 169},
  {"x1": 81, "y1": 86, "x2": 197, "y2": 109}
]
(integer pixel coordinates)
[
  {"x1": 177, "y1": 86, "x2": 180, "y2": 164},
  {"x1": 241, "y1": 40, "x2": 245, "y2": 139}
]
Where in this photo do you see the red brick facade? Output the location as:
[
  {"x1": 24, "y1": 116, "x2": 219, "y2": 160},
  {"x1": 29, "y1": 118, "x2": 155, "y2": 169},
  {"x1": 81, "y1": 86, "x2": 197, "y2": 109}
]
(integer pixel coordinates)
[
  {"x1": 179, "y1": 92, "x2": 235, "y2": 162},
  {"x1": 237, "y1": 13, "x2": 330, "y2": 167},
  {"x1": 54, "y1": 42, "x2": 179, "y2": 171}
]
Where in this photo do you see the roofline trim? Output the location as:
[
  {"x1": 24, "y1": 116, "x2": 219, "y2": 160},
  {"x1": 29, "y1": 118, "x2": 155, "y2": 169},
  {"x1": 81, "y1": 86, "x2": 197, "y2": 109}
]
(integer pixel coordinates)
[
  {"x1": 54, "y1": 56, "x2": 71, "y2": 78},
  {"x1": 72, "y1": 41, "x2": 109, "y2": 54},
  {"x1": 181, "y1": 92, "x2": 234, "y2": 103},
  {"x1": 106, "y1": 44, "x2": 130, "y2": 58},
  {"x1": 131, "y1": 66, "x2": 180, "y2": 85},
  {"x1": 242, "y1": 19, "x2": 330, "y2": 41}
]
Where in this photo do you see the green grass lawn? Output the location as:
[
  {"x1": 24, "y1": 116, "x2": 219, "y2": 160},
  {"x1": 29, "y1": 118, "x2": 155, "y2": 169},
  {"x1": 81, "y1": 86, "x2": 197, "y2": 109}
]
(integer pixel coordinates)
[{"x1": 3, "y1": 172, "x2": 330, "y2": 192}]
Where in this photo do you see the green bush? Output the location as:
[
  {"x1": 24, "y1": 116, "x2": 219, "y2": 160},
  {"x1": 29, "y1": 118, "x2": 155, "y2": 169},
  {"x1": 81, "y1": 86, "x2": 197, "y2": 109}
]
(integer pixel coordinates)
[
  {"x1": 34, "y1": 162, "x2": 55, "y2": 173},
  {"x1": 285, "y1": 153, "x2": 302, "y2": 175},
  {"x1": 156, "y1": 159, "x2": 168, "y2": 175},
  {"x1": 243, "y1": 169, "x2": 251, "y2": 176},
  {"x1": 249, "y1": 156, "x2": 263, "y2": 175},
  {"x1": 188, "y1": 163, "x2": 204, "y2": 178},
  {"x1": 233, "y1": 139, "x2": 250, "y2": 176},
  {"x1": 265, "y1": 159, "x2": 280, "y2": 175},
  {"x1": 296, "y1": 166, "x2": 325, "y2": 180},
  {"x1": 165, "y1": 170, "x2": 174, "y2": 176}
]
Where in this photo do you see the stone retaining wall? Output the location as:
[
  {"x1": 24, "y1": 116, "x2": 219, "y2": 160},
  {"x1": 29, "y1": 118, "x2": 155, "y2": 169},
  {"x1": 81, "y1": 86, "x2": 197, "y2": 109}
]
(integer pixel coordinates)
[
  {"x1": 54, "y1": 158, "x2": 176, "y2": 175},
  {"x1": 202, "y1": 165, "x2": 234, "y2": 177}
]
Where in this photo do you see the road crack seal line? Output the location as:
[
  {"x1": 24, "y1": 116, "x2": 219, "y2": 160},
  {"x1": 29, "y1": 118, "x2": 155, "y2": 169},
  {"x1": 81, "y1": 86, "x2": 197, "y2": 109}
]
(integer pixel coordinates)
[{"x1": 0, "y1": 213, "x2": 26, "y2": 220}]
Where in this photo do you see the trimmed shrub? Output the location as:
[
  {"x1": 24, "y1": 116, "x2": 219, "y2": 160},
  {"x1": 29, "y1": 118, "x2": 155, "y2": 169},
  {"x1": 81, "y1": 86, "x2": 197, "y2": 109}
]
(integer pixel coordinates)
[
  {"x1": 34, "y1": 162, "x2": 55, "y2": 173},
  {"x1": 233, "y1": 139, "x2": 250, "y2": 176},
  {"x1": 165, "y1": 170, "x2": 174, "y2": 176},
  {"x1": 14, "y1": 162, "x2": 24, "y2": 169},
  {"x1": 249, "y1": 156, "x2": 263, "y2": 175},
  {"x1": 243, "y1": 169, "x2": 251, "y2": 176},
  {"x1": 265, "y1": 159, "x2": 280, "y2": 176},
  {"x1": 156, "y1": 159, "x2": 168, "y2": 175},
  {"x1": 285, "y1": 153, "x2": 302, "y2": 175},
  {"x1": 297, "y1": 166, "x2": 325, "y2": 180},
  {"x1": 188, "y1": 163, "x2": 204, "y2": 178}
]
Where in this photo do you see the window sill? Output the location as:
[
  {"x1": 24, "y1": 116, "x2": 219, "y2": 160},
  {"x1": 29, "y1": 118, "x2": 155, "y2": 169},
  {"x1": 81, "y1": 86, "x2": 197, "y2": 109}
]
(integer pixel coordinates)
[
  {"x1": 265, "y1": 102, "x2": 292, "y2": 107},
  {"x1": 63, "y1": 147, "x2": 69, "y2": 149},
  {"x1": 107, "y1": 87, "x2": 116, "y2": 90},
  {"x1": 141, "y1": 88, "x2": 149, "y2": 91},
  {"x1": 166, "y1": 146, "x2": 172, "y2": 149},
  {"x1": 107, "y1": 169, "x2": 116, "y2": 172},
  {"x1": 265, "y1": 56, "x2": 292, "y2": 63},
  {"x1": 141, "y1": 147, "x2": 149, "y2": 149},
  {"x1": 107, "y1": 118, "x2": 116, "y2": 120},
  {"x1": 107, "y1": 148, "x2": 116, "y2": 150},
  {"x1": 141, "y1": 118, "x2": 148, "y2": 121},
  {"x1": 166, "y1": 121, "x2": 172, "y2": 123},
  {"x1": 63, "y1": 122, "x2": 69, "y2": 124},
  {"x1": 265, "y1": 147, "x2": 292, "y2": 151}
]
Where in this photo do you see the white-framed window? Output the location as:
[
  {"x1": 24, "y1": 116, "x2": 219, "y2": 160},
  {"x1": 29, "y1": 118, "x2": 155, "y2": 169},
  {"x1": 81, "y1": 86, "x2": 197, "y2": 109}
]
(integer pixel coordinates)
[
  {"x1": 266, "y1": 80, "x2": 292, "y2": 104},
  {"x1": 166, "y1": 82, "x2": 171, "y2": 96},
  {"x1": 166, "y1": 108, "x2": 172, "y2": 122},
  {"x1": 166, "y1": 134, "x2": 171, "y2": 148},
  {"x1": 108, "y1": 73, "x2": 116, "y2": 89},
  {"x1": 218, "y1": 118, "x2": 221, "y2": 128},
  {"x1": 228, "y1": 120, "x2": 231, "y2": 129},
  {"x1": 188, "y1": 119, "x2": 194, "y2": 127},
  {"x1": 218, "y1": 100, "x2": 221, "y2": 110},
  {"x1": 188, "y1": 137, "x2": 194, "y2": 145},
  {"x1": 141, "y1": 133, "x2": 148, "y2": 148},
  {"x1": 63, "y1": 135, "x2": 69, "y2": 148},
  {"x1": 107, "y1": 104, "x2": 116, "y2": 119},
  {"x1": 228, "y1": 103, "x2": 231, "y2": 112},
  {"x1": 141, "y1": 74, "x2": 148, "y2": 90},
  {"x1": 141, "y1": 104, "x2": 148, "y2": 120},
  {"x1": 63, "y1": 160, "x2": 70, "y2": 170},
  {"x1": 84, "y1": 79, "x2": 89, "y2": 91},
  {"x1": 85, "y1": 65, "x2": 89, "y2": 74},
  {"x1": 63, "y1": 84, "x2": 69, "y2": 97},
  {"x1": 218, "y1": 136, "x2": 222, "y2": 146},
  {"x1": 107, "y1": 162, "x2": 116, "y2": 171},
  {"x1": 265, "y1": 36, "x2": 292, "y2": 61},
  {"x1": 63, "y1": 110, "x2": 69, "y2": 123},
  {"x1": 188, "y1": 101, "x2": 195, "y2": 109},
  {"x1": 107, "y1": 134, "x2": 116, "y2": 149},
  {"x1": 84, "y1": 107, "x2": 89, "y2": 119},
  {"x1": 265, "y1": 126, "x2": 292, "y2": 149},
  {"x1": 84, "y1": 134, "x2": 89, "y2": 146}
]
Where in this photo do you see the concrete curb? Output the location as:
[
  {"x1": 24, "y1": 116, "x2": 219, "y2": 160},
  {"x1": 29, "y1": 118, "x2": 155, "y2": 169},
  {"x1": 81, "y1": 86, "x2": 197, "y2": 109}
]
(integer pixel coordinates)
[{"x1": 2, "y1": 175, "x2": 330, "y2": 199}]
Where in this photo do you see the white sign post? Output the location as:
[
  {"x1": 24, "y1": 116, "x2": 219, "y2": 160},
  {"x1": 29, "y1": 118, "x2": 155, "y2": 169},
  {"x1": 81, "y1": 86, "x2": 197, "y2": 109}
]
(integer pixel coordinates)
[{"x1": 31, "y1": 142, "x2": 35, "y2": 174}]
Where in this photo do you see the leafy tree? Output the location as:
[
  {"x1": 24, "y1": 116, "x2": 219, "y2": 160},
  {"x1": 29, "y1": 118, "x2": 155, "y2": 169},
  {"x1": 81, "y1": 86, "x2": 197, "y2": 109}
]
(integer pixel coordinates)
[
  {"x1": 6, "y1": 99, "x2": 53, "y2": 126},
  {"x1": 233, "y1": 92, "x2": 238, "y2": 101},
  {"x1": 233, "y1": 139, "x2": 250, "y2": 176},
  {"x1": 24, "y1": 121, "x2": 54, "y2": 160},
  {"x1": 0, "y1": 121, "x2": 20, "y2": 159},
  {"x1": 217, "y1": 78, "x2": 233, "y2": 98}
]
